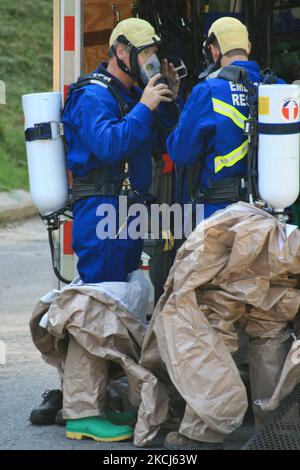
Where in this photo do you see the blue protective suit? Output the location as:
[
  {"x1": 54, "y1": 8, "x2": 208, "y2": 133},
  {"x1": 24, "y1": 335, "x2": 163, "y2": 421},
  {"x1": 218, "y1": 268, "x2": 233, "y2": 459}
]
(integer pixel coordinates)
[
  {"x1": 167, "y1": 61, "x2": 285, "y2": 218},
  {"x1": 62, "y1": 63, "x2": 180, "y2": 283}
]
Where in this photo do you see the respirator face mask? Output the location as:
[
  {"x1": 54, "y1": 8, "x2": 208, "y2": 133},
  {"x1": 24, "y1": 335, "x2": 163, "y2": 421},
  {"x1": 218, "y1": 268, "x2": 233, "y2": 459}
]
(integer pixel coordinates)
[{"x1": 137, "y1": 47, "x2": 162, "y2": 86}]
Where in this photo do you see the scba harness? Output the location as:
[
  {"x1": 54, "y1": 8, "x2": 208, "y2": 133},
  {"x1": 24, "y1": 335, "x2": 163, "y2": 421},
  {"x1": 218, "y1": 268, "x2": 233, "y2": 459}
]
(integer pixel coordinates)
[
  {"x1": 64, "y1": 73, "x2": 130, "y2": 207},
  {"x1": 65, "y1": 73, "x2": 158, "y2": 209},
  {"x1": 186, "y1": 65, "x2": 278, "y2": 206}
]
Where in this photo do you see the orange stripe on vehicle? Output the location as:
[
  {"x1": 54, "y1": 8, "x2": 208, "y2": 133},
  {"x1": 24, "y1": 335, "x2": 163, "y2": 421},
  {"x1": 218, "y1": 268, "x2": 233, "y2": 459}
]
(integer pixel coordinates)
[
  {"x1": 63, "y1": 221, "x2": 74, "y2": 255},
  {"x1": 64, "y1": 85, "x2": 70, "y2": 101},
  {"x1": 64, "y1": 16, "x2": 75, "y2": 51}
]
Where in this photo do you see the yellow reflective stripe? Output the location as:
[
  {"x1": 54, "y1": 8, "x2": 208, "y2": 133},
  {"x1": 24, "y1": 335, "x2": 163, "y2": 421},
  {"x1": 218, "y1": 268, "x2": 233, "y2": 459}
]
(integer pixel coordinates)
[
  {"x1": 212, "y1": 98, "x2": 248, "y2": 130},
  {"x1": 215, "y1": 140, "x2": 248, "y2": 174}
]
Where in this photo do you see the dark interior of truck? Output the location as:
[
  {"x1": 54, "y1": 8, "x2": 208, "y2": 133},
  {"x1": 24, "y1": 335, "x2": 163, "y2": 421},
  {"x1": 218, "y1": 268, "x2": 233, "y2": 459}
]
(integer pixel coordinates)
[{"x1": 83, "y1": 1, "x2": 300, "y2": 86}]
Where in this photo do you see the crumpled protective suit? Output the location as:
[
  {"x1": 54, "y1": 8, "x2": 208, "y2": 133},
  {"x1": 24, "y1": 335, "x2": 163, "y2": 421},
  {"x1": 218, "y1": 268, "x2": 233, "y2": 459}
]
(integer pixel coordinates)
[
  {"x1": 133, "y1": 203, "x2": 300, "y2": 446},
  {"x1": 30, "y1": 271, "x2": 170, "y2": 441}
]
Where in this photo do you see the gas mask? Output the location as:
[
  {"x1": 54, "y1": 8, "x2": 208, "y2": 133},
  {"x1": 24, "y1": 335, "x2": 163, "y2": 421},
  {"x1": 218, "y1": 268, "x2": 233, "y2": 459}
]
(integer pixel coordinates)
[
  {"x1": 112, "y1": 35, "x2": 166, "y2": 89},
  {"x1": 138, "y1": 50, "x2": 163, "y2": 86}
]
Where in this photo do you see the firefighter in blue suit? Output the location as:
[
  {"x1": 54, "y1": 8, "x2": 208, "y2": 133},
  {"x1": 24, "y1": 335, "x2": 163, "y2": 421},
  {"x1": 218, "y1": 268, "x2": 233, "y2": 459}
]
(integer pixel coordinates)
[
  {"x1": 165, "y1": 17, "x2": 286, "y2": 452},
  {"x1": 63, "y1": 18, "x2": 180, "y2": 284},
  {"x1": 168, "y1": 17, "x2": 284, "y2": 220},
  {"x1": 56, "y1": 18, "x2": 181, "y2": 443}
]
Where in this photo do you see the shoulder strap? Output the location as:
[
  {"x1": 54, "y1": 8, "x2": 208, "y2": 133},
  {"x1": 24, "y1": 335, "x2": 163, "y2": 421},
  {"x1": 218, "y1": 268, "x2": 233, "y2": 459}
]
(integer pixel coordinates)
[
  {"x1": 214, "y1": 65, "x2": 250, "y2": 83},
  {"x1": 65, "y1": 72, "x2": 128, "y2": 117},
  {"x1": 190, "y1": 66, "x2": 253, "y2": 202},
  {"x1": 210, "y1": 65, "x2": 256, "y2": 104},
  {"x1": 261, "y1": 68, "x2": 279, "y2": 85},
  {"x1": 215, "y1": 65, "x2": 278, "y2": 93}
]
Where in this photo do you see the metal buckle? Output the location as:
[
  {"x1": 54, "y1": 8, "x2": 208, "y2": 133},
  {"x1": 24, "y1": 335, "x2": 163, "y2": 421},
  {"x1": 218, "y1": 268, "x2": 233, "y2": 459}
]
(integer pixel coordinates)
[{"x1": 49, "y1": 121, "x2": 61, "y2": 140}]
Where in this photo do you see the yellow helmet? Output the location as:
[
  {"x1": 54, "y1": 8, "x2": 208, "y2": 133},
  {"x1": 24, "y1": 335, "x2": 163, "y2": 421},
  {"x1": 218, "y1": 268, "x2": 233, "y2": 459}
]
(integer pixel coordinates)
[
  {"x1": 109, "y1": 18, "x2": 161, "y2": 50},
  {"x1": 208, "y1": 17, "x2": 250, "y2": 56}
]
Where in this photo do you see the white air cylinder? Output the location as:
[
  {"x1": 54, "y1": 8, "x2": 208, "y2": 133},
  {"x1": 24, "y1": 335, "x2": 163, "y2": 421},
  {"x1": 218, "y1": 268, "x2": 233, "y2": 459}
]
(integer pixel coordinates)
[
  {"x1": 258, "y1": 84, "x2": 300, "y2": 212},
  {"x1": 22, "y1": 92, "x2": 68, "y2": 216}
]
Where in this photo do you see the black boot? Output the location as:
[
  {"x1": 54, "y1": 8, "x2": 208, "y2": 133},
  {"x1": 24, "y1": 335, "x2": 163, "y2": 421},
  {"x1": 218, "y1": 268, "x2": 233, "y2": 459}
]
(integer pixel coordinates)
[
  {"x1": 30, "y1": 390, "x2": 63, "y2": 425},
  {"x1": 55, "y1": 408, "x2": 67, "y2": 426}
]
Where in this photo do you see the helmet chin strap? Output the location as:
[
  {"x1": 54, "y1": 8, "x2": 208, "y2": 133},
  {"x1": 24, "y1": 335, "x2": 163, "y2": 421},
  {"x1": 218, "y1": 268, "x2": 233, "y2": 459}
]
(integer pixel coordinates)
[
  {"x1": 200, "y1": 32, "x2": 223, "y2": 81},
  {"x1": 112, "y1": 48, "x2": 134, "y2": 78},
  {"x1": 129, "y1": 48, "x2": 145, "y2": 88},
  {"x1": 115, "y1": 54, "x2": 133, "y2": 78},
  {"x1": 199, "y1": 51, "x2": 223, "y2": 81}
]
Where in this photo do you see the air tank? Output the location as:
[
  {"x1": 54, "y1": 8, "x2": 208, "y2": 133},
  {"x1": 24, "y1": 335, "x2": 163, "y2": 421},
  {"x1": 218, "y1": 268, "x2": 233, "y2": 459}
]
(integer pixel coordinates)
[
  {"x1": 258, "y1": 84, "x2": 300, "y2": 213},
  {"x1": 22, "y1": 92, "x2": 68, "y2": 216}
]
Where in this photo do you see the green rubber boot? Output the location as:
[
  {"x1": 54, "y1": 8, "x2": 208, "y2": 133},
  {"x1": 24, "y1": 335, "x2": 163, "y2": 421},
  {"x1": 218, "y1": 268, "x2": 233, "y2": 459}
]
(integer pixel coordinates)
[
  {"x1": 66, "y1": 416, "x2": 134, "y2": 442},
  {"x1": 104, "y1": 407, "x2": 137, "y2": 426}
]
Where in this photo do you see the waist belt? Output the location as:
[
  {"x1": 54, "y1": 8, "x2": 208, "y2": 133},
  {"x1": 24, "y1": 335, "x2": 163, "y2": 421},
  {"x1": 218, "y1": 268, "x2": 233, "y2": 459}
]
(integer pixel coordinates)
[
  {"x1": 71, "y1": 167, "x2": 124, "y2": 207},
  {"x1": 193, "y1": 177, "x2": 247, "y2": 205},
  {"x1": 71, "y1": 181, "x2": 120, "y2": 206}
]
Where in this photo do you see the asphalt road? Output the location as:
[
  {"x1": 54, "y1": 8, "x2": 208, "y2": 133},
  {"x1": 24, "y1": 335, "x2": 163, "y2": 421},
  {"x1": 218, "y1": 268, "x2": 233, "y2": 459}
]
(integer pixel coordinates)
[
  {"x1": 0, "y1": 217, "x2": 253, "y2": 451},
  {"x1": 0, "y1": 217, "x2": 159, "y2": 451}
]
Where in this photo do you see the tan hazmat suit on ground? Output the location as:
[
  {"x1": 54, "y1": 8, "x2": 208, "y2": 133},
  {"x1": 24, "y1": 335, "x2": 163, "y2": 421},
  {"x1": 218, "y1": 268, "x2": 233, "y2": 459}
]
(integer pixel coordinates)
[
  {"x1": 30, "y1": 203, "x2": 300, "y2": 447},
  {"x1": 30, "y1": 272, "x2": 169, "y2": 432},
  {"x1": 133, "y1": 202, "x2": 300, "y2": 445}
]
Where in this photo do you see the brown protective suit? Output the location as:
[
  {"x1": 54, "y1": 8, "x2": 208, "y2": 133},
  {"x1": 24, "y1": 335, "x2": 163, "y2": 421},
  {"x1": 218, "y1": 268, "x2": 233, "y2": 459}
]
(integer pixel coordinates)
[
  {"x1": 30, "y1": 203, "x2": 300, "y2": 447},
  {"x1": 135, "y1": 203, "x2": 300, "y2": 445}
]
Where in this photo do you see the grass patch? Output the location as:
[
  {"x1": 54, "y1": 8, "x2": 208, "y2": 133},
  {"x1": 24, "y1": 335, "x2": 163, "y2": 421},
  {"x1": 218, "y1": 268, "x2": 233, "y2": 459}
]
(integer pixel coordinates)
[{"x1": 0, "y1": 0, "x2": 53, "y2": 191}]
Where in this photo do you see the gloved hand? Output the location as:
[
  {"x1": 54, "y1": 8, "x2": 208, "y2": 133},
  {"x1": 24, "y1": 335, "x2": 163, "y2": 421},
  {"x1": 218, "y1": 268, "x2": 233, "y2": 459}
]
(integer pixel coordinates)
[{"x1": 140, "y1": 74, "x2": 173, "y2": 111}]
